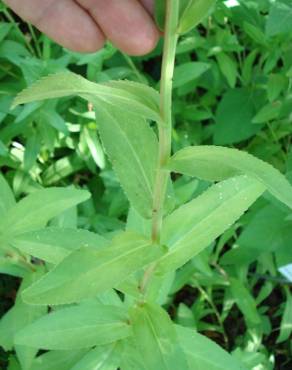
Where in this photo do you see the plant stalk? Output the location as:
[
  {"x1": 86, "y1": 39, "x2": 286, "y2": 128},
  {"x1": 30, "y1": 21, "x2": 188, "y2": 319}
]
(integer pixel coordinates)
[{"x1": 151, "y1": 0, "x2": 179, "y2": 243}]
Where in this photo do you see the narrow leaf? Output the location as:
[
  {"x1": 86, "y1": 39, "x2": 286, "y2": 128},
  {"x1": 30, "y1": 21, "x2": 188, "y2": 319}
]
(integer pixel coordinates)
[
  {"x1": 15, "y1": 302, "x2": 131, "y2": 350},
  {"x1": 12, "y1": 72, "x2": 160, "y2": 123},
  {"x1": 167, "y1": 145, "x2": 292, "y2": 209},
  {"x1": 157, "y1": 176, "x2": 265, "y2": 273},
  {"x1": 11, "y1": 227, "x2": 108, "y2": 264},
  {"x1": 0, "y1": 188, "x2": 90, "y2": 236},
  {"x1": 22, "y1": 232, "x2": 165, "y2": 305},
  {"x1": 96, "y1": 103, "x2": 158, "y2": 219}
]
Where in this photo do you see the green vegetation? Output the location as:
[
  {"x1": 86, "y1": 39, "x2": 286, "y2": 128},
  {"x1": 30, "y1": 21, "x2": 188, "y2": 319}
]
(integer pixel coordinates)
[{"x1": 0, "y1": 0, "x2": 292, "y2": 369}]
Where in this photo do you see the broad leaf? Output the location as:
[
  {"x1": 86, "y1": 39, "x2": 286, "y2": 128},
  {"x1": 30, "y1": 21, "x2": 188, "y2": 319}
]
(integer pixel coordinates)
[
  {"x1": 157, "y1": 176, "x2": 265, "y2": 273},
  {"x1": 22, "y1": 232, "x2": 165, "y2": 305},
  {"x1": 12, "y1": 72, "x2": 160, "y2": 123},
  {"x1": 167, "y1": 145, "x2": 292, "y2": 209},
  {"x1": 173, "y1": 62, "x2": 210, "y2": 88},
  {"x1": 130, "y1": 302, "x2": 189, "y2": 370},
  {"x1": 178, "y1": 0, "x2": 216, "y2": 34},
  {"x1": 214, "y1": 88, "x2": 260, "y2": 144},
  {"x1": 11, "y1": 227, "x2": 108, "y2": 264},
  {"x1": 177, "y1": 325, "x2": 248, "y2": 370},
  {"x1": 71, "y1": 343, "x2": 121, "y2": 370},
  {"x1": 15, "y1": 301, "x2": 131, "y2": 350},
  {"x1": 266, "y1": 2, "x2": 292, "y2": 37},
  {"x1": 0, "y1": 188, "x2": 90, "y2": 236},
  {"x1": 96, "y1": 102, "x2": 158, "y2": 219}
]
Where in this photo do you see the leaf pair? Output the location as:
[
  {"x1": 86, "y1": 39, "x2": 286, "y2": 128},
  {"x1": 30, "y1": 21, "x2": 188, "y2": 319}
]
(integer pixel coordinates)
[{"x1": 13, "y1": 72, "x2": 160, "y2": 219}]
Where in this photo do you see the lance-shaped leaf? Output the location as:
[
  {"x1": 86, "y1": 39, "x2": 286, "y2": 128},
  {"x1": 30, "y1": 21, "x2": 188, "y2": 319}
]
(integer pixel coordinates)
[
  {"x1": 96, "y1": 102, "x2": 158, "y2": 219},
  {"x1": 130, "y1": 302, "x2": 189, "y2": 370},
  {"x1": 178, "y1": 0, "x2": 216, "y2": 34},
  {"x1": 177, "y1": 325, "x2": 248, "y2": 370},
  {"x1": 12, "y1": 72, "x2": 160, "y2": 123},
  {"x1": 157, "y1": 176, "x2": 265, "y2": 273},
  {"x1": 11, "y1": 227, "x2": 108, "y2": 264},
  {"x1": 22, "y1": 232, "x2": 165, "y2": 305},
  {"x1": 71, "y1": 343, "x2": 121, "y2": 370},
  {"x1": 15, "y1": 301, "x2": 131, "y2": 350},
  {"x1": 167, "y1": 145, "x2": 292, "y2": 209},
  {"x1": 0, "y1": 188, "x2": 90, "y2": 237}
]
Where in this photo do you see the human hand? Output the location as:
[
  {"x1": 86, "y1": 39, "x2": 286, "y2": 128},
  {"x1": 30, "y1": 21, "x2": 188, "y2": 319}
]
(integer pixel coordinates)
[{"x1": 3, "y1": 0, "x2": 158, "y2": 55}]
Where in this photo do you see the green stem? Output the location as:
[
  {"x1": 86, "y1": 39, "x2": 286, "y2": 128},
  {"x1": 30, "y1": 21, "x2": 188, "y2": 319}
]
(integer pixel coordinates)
[{"x1": 151, "y1": 0, "x2": 179, "y2": 243}]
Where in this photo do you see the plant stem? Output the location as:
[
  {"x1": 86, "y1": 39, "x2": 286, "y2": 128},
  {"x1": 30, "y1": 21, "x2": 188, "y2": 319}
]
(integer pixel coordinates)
[{"x1": 151, "y1": 0, "x2": 179, "y2": 243}]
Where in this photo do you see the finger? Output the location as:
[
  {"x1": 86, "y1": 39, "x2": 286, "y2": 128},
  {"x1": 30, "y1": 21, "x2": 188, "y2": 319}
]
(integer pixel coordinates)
[
  {"x1": 3, "y1": 0, "x2": 105, "y2": 53},
  {"x1": 76, "y1": 0, "x2": 159, "y2": 56},
  {"x1": 140, "y1": 0, "x2": 154, "y2": 14}
]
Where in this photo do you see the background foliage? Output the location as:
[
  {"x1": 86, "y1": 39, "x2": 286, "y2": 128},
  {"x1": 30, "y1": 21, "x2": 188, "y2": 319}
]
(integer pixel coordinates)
[{"x1": 0, "y1": 0, "x2": 292, "y2": 369}]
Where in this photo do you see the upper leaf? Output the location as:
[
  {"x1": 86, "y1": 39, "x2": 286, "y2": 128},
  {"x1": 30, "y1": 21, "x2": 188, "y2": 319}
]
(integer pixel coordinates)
[
  {"x1": 22, "y1": 232, "x2": 165, "y2": 305},
  {"x1": 130, "y1": 302, "x2": 189, "y2": 370},
  {"x1": 157, "y1": 176, "x2": 265, "y2": 273},
  {"x1": 167, "y1": 145, "x2": 292, "y2": 209},
  {"x1": 12, "y1": 72, "x2": 160, "y2": 123},
  {"x1": 96, "y1": 102, "x2": 158, "y2": 219},
  {"x1": 178, "y1": 0, "x2": 216, "y2": 35},
  {"x1": 0, "y1": 188, "x2": 90, "y2": 237},
  {"x1": 15, "y1": 301, "x2": 131, "y2": 350}
]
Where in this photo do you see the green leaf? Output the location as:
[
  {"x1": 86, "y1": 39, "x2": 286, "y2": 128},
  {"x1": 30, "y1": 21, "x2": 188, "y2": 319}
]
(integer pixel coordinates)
[
  {"x1": 252, "y1": 101, "x2": 282, "y2": 124},
  {"x1": 15, "y1": 301, "x2": 131, "y2": 350},
  {"x1": 11, "y1": 227, "x2": 108, "y2": 264},
  {"x1": 157, "y1": 176, "x2": 265, "y2": 273},
  {"x1": 12, "y1": 72, "x2": 160, "y2": 123},
  {"x1": 154, "y1": 0, "x2": 166, "y2": 30},
  {"x1": 167, "y1": 145, "x2": 292, "y2": 209},
  {"x1": 22, "y1": 232, "x2": 165, "y2": 305},
  {"x1": 96, "y1": 102, "x2": 158, "y2": 219},
  {"x1": 229, "y1": 278, "x2": 261, "y2": 327},
  {"x1": 0, "y1": 173, "x2": 15, "y2": 218},
  {"x1": 130, "y1": 302, "x2": 189, "y2": 370},
  {"x1": 173, "y1": 62, "x2": 210, "y2": 88},
  {"x1": 0, "y1": 188, "x2": 90, "y2": 236},
  {"x1": 216, "y1": 53, "x2": 237, "y2": 88},
  {"x1": 31, "y1": 350, "x2": 88, "y2": 370},
  {"x1": 0, "y1": 270, "x2": 46, "y2": 370},
  {"x1": 214, "y1": 88, "x2": 260, "y2": 145},
  {"x1": 277, "y1": 291, "x2": 292, "y2": 343},
  {"x1": 222, "y1": 205, "x2": 290, "y2": 265},
  {"x1": 266, "y1": 2, "x2": 292, "y2": 37},
  {"x1": 177, "y1": 325, "x2": 248, "y2": 370},
  {"x1": 71, "y1": 343, "x2": 121, "y2": 370},
  {"x1": 0, "y1": 270, "x2": 46, "y2": 351},
  {"x1": 178, "y1": 0, "x2": 216, "y2": 34}
]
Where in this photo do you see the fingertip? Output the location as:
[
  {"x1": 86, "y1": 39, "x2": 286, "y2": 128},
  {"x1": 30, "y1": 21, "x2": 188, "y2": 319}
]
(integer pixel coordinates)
[{"x1": 121, "y1": 23, "x2": 159, "y2": 56}]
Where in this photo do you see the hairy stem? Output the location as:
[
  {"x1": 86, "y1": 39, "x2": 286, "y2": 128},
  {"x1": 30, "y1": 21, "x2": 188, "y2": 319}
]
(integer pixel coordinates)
[{"x1": 151, "y1": 0, "x2": 179, "y2": 243}]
